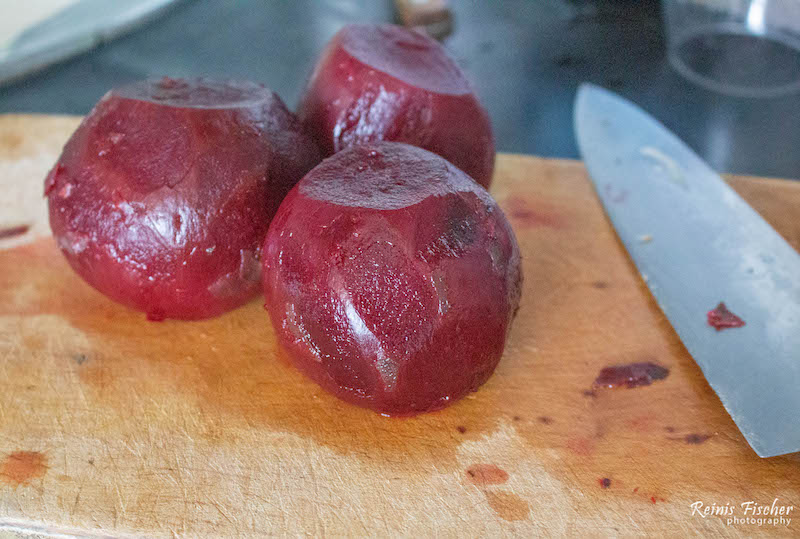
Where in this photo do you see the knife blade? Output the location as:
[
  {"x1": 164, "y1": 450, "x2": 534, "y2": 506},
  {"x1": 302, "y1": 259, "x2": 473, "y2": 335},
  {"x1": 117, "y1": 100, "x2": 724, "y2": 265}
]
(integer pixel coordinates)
[
  {"x1": 0, "y1": 0, "x2": 179, "y2": 86},
  {"x1": 574, "y1": 83, "x2": 800, "y2": 458}
]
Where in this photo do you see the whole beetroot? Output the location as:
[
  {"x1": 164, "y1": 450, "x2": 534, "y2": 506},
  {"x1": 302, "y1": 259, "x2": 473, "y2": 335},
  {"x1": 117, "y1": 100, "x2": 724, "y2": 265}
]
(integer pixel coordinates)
[
  {"x1": 262, "y1": 142, "x2": 521, "y2": 415},
  {"x1": 46, "y1": 77, "x2": 320, "y2": 320},
  {"x1": 299, "y1": 23, "x2": 495, "y2": 188}
]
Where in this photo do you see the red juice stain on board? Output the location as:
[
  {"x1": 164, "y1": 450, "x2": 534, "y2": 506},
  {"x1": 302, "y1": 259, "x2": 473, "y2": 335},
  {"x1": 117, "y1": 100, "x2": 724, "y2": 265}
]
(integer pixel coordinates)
[
  {"x1": 466, "y1": 464, "x2": 509, "y2": 486},
  {"x1": 707, "y1": 302, "x2": 745, "y2": 331},
  {"x1": 566, "y1": 436, "x2": 595, "y2": 457},
  {"x1": 0, "y1": 451, "x2": 48, "y2": 485},
  {"x1": 684, "y1": 433, "x2": 711, "y2": 445},
  {"x1": 73, "y1": 354, "x2": 88, "y2": 365},
  {"x1": 464, "y1": 464, "x2": 529, "y2": 521},
  {"x1": 456, "y1": 425, "x2": 467, "y2": 434},
  {"x1": 593, "y1": 362, "x2": 670, "y2": 389},
  {"x1": 0, "y1": 224, "x2": 30, "y2": 240},
  {"x1": 537, "y1": 416, "x2": 554, "y2": 425},
  {"x1": 485, "y1": 491, "x2": 530, "y2": 521},
  {"x1": 599, "y1": 477, "x2": 611, "y2": 489},
  {"x1": 503, "y1": 196, "x2": 563, "y2": 229},
  {"x1": 625, "y1": 414, "x2": 655, "y2": 432}
]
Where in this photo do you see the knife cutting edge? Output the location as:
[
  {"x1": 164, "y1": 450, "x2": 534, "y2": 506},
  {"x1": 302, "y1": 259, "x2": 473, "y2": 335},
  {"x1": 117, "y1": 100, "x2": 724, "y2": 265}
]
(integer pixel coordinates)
[{"x1": 574, "y1": 83, "x2": 800, "y2": 458}]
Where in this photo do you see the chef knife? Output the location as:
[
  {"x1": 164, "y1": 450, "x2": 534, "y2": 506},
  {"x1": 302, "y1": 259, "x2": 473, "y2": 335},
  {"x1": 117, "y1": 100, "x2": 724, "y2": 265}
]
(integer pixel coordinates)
[{"x1": 574, "y1": 83, "x2": 800, "y2": 458}]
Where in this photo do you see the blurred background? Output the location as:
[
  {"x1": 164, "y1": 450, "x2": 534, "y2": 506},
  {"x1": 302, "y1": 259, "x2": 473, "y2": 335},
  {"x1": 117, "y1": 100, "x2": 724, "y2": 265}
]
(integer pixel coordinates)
[{"x1": 1, "y1": 0, "x2": 799, "y2": 178}]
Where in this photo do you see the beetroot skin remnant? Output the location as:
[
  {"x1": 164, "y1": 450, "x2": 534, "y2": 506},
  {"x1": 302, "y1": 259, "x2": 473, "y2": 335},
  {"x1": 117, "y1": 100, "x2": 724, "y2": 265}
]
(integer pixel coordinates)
[
  {"x1": 262, "y1": 142, "x2": 522, "y2": 415},
  {"x1": 594, "y1": 362, "x2": 670, "y2": 389},
  {"x1": 46, "y1": 77, "x2": 320, "y2": 320},
  {"x1": 299, "y1": 23, "x2": 495, "y2": 188},
  {"x1": 707, "y1": 302, "x2": 746, "y2": 331}
]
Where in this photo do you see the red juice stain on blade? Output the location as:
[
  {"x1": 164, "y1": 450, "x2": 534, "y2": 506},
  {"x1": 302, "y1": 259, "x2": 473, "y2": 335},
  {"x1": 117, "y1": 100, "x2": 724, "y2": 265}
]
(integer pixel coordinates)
[
  {"x1": 593, "y1": 362, "x2": 670, "y2": 389},
  {"x1": 604, "y1": 184, "x2": 628, "y2": 204},
  {"x1": 707, "y1": 302, "x2": 746, "y2": 331},
  {"x1": 0, "y1": 224, "x2": 30, "y2": 240}
]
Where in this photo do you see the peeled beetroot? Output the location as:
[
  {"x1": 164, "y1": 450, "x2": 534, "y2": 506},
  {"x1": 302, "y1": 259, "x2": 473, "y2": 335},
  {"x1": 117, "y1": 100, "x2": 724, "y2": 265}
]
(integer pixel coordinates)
[
  {"x1": 46, "y1": 77, "x2": 320, "y2": 320},
  {"x1": 262, "y1": 142, "x2": 521, "y2": 415},
  {"x1": 298, "y1": 23, "x2": 495, "y2": 188}
]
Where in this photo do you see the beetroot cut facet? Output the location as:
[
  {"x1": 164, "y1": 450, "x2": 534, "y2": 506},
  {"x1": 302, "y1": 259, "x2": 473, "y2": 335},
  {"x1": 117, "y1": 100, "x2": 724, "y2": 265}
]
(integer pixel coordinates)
[
  {"x1": 262, "y1": 142, "x2": 521, "y2": 415},
  {"x1": 299, "y1": 24, "x2": 495, "y2": 188},
  {"x1": 46, "y1": 77, "x2": 321, "y2": 320}
]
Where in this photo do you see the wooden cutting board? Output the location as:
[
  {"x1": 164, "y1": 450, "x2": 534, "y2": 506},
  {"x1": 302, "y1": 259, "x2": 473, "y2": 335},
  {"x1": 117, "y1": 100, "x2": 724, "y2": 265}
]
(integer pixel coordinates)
[{"x1": 1, "y1": 115, "x2": 798, "y2": 538}]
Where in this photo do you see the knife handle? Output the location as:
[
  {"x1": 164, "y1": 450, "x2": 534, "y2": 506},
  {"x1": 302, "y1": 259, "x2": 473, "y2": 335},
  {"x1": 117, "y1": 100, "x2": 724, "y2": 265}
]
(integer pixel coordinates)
[{"x1": 393, "y1": 0, "x2": 453, "y2": 40}]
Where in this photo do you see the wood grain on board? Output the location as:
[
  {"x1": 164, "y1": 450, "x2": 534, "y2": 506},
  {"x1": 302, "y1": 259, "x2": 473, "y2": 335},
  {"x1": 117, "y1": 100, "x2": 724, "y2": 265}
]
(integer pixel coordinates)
[{"x1": 0, "y1": 115, "x2": 798, "y2": 537}]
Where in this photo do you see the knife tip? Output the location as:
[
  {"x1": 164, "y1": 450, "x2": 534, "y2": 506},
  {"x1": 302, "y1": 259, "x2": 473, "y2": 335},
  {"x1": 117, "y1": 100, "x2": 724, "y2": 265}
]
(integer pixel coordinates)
[
  {"x1": 576, "y1": 82, "x2": 601, "y2": 98},
  {"x1": 575, "y1": 83, "x2": 612, "y2": 107}
]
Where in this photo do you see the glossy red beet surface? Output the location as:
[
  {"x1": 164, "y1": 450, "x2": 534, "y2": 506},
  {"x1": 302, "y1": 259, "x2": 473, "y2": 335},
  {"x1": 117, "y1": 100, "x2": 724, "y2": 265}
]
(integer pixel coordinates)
[
  {"x1": 298, "y1": 23, "x2": 495, "y2": 188},
  {"x1": 46, "y1": 77, "x2": 320, "y2": 320},
  {"x1": 262, "y1": 142, "x2": 521, "y2": 415}
]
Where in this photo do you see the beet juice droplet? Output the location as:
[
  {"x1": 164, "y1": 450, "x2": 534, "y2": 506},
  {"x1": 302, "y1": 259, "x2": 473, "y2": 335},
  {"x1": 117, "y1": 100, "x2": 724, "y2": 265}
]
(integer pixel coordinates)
[
  {"x1": 0, "y1": 224, "x2": 30, "y2": 239},
  {"x1": 707, "y1": 302, "x2": 746, "y2": 331},
  {"x1": 593, "y1": 362, "x2": 670, "y2": 389}
]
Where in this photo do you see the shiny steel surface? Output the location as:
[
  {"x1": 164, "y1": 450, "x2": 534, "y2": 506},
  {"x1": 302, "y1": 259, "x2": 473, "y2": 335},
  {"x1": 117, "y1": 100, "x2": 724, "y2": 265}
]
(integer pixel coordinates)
[{"x1": 575, "y1": 83, "x2": 800, "y2": 457}]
